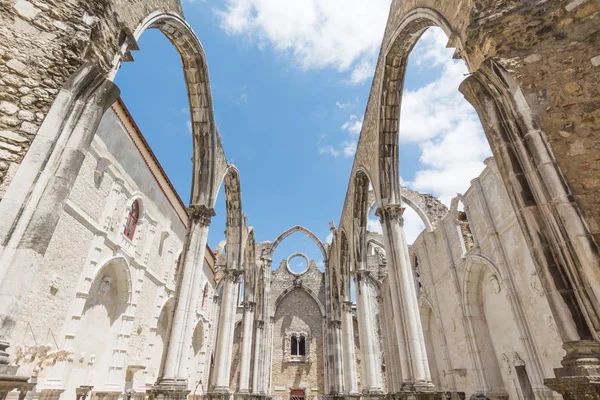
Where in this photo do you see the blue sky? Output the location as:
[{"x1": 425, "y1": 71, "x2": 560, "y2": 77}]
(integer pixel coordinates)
[{"x1": 115, "y1": 0, "x2": 490, "y2": 267}]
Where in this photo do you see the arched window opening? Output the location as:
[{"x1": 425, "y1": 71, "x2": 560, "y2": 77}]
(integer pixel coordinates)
[
  {"x1": 290, "y1": 334, "x2": 306, "y2": 357},
  {"x1": 397, "y1": 26, "x2": 490, "y2": 207},
  {"x1": 124, "y1": 200, "x2": 140, "y2": 240},
  {"x1": 413, "y1": 254, "x2": 423, "y2": 294},
  {"x1": 457, "y1": 210, "x2": 475, "y2": 252},
  {"x1": 291, "y1": 335, "x2": 298, "y2": 356}
]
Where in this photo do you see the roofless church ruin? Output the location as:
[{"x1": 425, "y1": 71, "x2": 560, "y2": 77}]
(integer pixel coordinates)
[{"x1": 0, "y1": 0, "x2": 599, "y2": 399}]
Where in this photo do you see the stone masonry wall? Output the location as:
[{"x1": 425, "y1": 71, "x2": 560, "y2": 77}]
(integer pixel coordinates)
[{"x1": 0, "y1": 0, "x2": 183, "y2": 199}]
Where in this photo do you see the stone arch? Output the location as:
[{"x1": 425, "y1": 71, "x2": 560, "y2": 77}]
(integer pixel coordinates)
[
  {"x1": 273, "y1": 286, "x2": 326, "y2": 319},
  {"x1": 219, "y1": 165, "x2": 244, "y2": 271},
  {"x1": 352, "y1": 169, "x2": 371, "y2": 271},
  {"x1": 459, "y1": 59, "x2": 599, "y2": 343},
  {"x1": 242, "y1": 228, "x2": 256, "y2": 301},
  {"x1": 339, "y1": 228, "x2": 351, "y2": 302},
  {"x1": 461, "y1": 254, "x2": 507, "y2": 397},
  {"x1": 112, "y1": 11, "x2": 220, "y2": 206},
  {"x1": 269, "y1": 225, "x2": 327, "y2": 261},
  {"x1": 378, "y1": 8, "x2": 458, "y2": 205}
]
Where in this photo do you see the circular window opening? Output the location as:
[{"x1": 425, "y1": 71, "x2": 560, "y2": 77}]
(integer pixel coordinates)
[{"x1": 287, "y1": 253, "x2": 309, "y2": 275}]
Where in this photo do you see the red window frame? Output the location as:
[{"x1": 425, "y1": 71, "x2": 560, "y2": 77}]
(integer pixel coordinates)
[{"x1": 124, "y1": 200, "x2": 140, "y2": 240}]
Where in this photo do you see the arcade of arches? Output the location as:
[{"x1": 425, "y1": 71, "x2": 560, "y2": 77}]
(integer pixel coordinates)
[{"x1": 0, "y1": 0, "x2": 599, "y2": 399}]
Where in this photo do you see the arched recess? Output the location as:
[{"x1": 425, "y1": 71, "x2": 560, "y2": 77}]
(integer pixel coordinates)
[
  {"x1": 111, "y1": 11, "x2": 221, "y2": 207},
  {"x1": 378, "y1": 8, "x2": 457, "y2": 206},
  {"x1": 459, "y1": 59, "x2": 598, "y2": 342},
  {"x1": 418, "y1": 296, "x2": 443, "y2": 390},
  {"x1": 66, "y1": 256, "x2": 133, "y2": 393},
  {"x1": 153, "y1": 297, "x2": 175, "y2": 382},
  {"x1": 272, "y1": 286, "x2": 326, "y2": 318},
  {"x1": 461, "y1": 255, "x2": 507, "y2": 397},
  {"x1": 339, "y1": 229, "x2": 352, "y2": 301},
  {"x1": 269, "y1": 225, "x2": 327, "y2": 261}
]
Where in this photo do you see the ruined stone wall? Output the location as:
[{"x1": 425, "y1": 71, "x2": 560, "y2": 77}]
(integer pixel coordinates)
[
  {"x1": 6, "y1": 106, "x2": 217, "y2": 396},
  {"x1": 269, "y1": 259, "x2": 326, "y2": 396},
  {"x1": 409, "y1": 158, "x2": 564, "y2": 398},
  {"x1": 272, "y1": 288, "x2": 325, "y2": 397},
  {"x1": 337, "y1": 0, "x2": 600, "y2": 286},
  {"x1": 0, "y1": 0, "x2": 184, "y2": 199}
]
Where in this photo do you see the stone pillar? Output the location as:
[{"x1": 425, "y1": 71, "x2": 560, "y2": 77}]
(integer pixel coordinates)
[
  {"x1": 377, "y1": 205, "x2": 433, "y2": 391},
  {"x1": 211, "y1": 270, "x2": 242, "y2": 394},
  {"x1": 149, "y1": 205, "x2": 214, "y2": 399},
  {"x1": 330, "y1": 319, "x2": 345, "y2": 394},
  {"x1": 252, "y1": 253, "x2": 272, "y2": 395},
  {"x1": 341, "y1": 301, "x2": 359, "y2": 394},
  {"x1": 251, "y1": 319, "x2": 265, "y2": 394},
  {"x1": 354, "y1": 269, "x2": 383, "y2": 393},
  {"x1": 376, "y1": 208, "x2": 410, "y2": 387},
  {"x1": 0, "y1": 65, "x2": 119, "y2": 341},
  {"x1": 238, "y1": 301, "x2": 255, "y2": 393}
]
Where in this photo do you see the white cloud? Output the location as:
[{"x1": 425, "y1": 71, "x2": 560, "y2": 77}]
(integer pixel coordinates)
[
  {"x1": 400, "y1": 27, "x2": 490, "y2": 205},
  {"x1": 216, "y1": 0, "x2": 391, "y2": 84},
  {"x1": 367, "y1": 218, "x2": 383, "y2": 234},
  {"x1": 341, "y1": 140, "x2": 357, "y2": 157},
  {"x1": 341, "y1": 115, "x2": 362, "y2": 136},
  {"x1": 336, "y1": 101, "x2": 352, "y2": 109},
  {"x1": 403, "y1": 207, "x2": 426, "y2": 244},
  {"x1": 319, "y1": 144, "x2": 340, "y2": 158},
  {"x1": 186, "y1": 120, "x2": 192, "y2": 133}
]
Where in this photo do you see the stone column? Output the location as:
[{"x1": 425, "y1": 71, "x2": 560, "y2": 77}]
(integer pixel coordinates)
[
  {"x1": 331, "y1": 319, "x2": 345, "y2": 394},
  {"x1": 341, "y1": 301, "x2": 359, "y2": 395},
  {"x1": 149, "y1": 205, "x2": 214, "y2": 399},
  {"x1": 376, "y1": 208, "x2": 410, "y2": 387},
  {"x1": 211, "y1": 270, "x2": 242, "y2": 394},
  {"x1": 238, "y1": 301, "x2": 255, "y2": 393},
  {"x1": 354, "y1": 269, "x2": 383, "y2": 393},
  {"x1": 377, "y1": 205, "x2": 433, "y2": 390},
  {"x1": 251, "y1": 320, "x2": 265, "y2": 394},
  {"x1": 252, "y1": 253, "x2": 272, "y2": 395},
  {"x1": 0, "y1": 65, "x2": 119, "y2": 340}
]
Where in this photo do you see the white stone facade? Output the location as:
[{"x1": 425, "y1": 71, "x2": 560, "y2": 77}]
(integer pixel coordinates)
[{"x1": 2, "y1": 101, "x2": 217, "y2": 399}]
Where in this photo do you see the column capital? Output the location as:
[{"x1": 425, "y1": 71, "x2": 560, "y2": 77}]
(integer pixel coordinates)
[
  {"x1": 375, "y1": 204, "x2": 405, "y2": 226},
  {"x1": 188, "y1": 204, "x2": 216, "y2": 227},
  {"x1": 243, "y1": 301, "x2": 256, "y2": 312},
  {"x1": 224, "y1": 269, "x2": 243, "y2": 283},
  {"x1": 330, "y1": 320, "x2": 342, "y2": 329},
  {"x1": 342, "y1": 301, "x2": 353, "y2": 313}
]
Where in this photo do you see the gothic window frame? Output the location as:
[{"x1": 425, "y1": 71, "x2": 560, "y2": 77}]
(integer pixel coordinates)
[
  {"x1": 285, "y1": 331, "x2": 310, "y2": 363},
  {"x1": 124, "y1": 199, "x2": 140, "y2": 240}
]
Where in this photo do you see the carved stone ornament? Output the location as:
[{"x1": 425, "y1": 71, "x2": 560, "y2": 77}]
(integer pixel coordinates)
[
  {"x1": 501, "y1": 353, "x2": 511, "y2": 375},
  {"x1": 188, "y1": 205, "x2": 216, "y2": 227},
  {"x1": 513, "y1": 352, "x2": 525, "y2": 367},
  {"x1": 14, "y1": 345, "x2": 74, "y2": 376},
  {"x1": 376, "y1": 205, "x2": 405, "y2": 226},
  {"x1": 243, "y1": 301, "x2": 256, "y2": 312},
  {"x1": 98, "y1": 276, "x2": 112, "y2": 296}
]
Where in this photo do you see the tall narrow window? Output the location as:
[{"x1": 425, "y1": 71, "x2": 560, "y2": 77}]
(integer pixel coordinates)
[
  {"x1": 124, "y1": 200, "x2": 140, "y2": 240},
  {"x1": 298, "y1": 336, "x2": 306, "y2": 356},
  {"x1": 291, "y1": 335, "x2": 298, "y2": 356}
]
